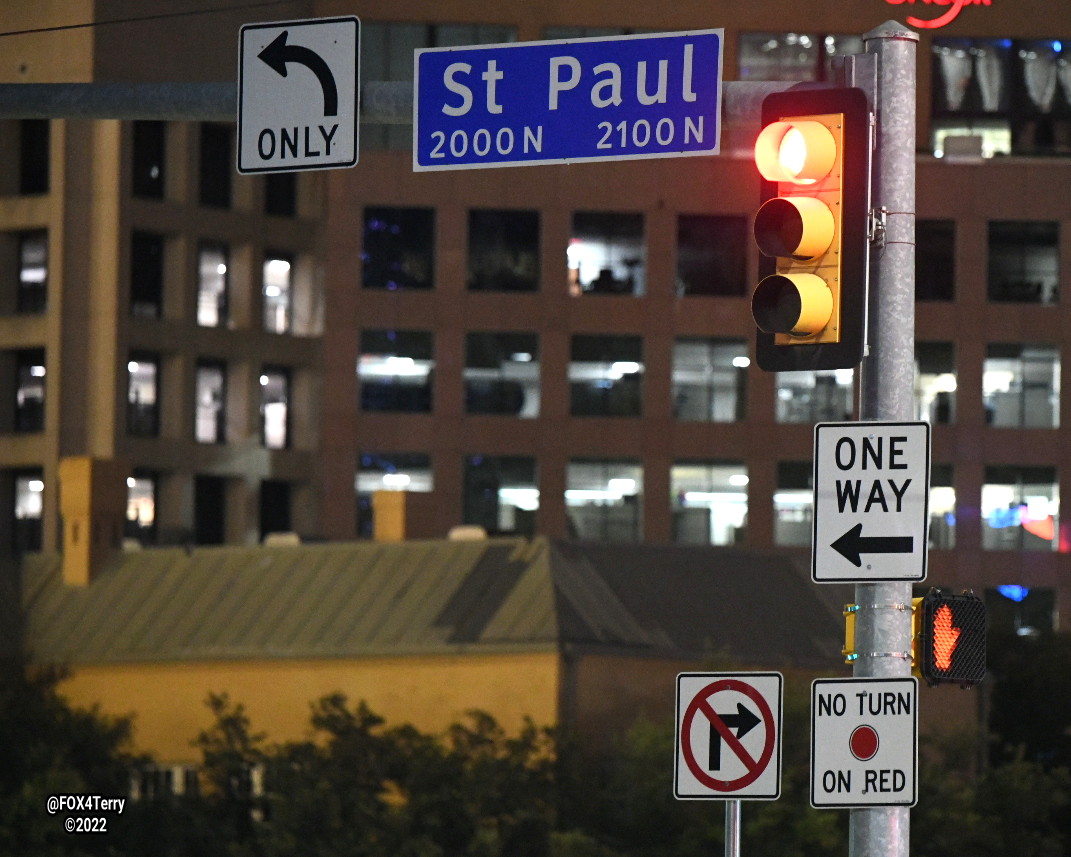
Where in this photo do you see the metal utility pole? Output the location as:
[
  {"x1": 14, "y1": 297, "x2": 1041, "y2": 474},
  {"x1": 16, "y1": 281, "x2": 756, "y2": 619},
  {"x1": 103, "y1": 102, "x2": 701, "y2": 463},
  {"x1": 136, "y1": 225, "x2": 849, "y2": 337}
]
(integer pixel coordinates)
[{"x1": 851, "y1": 21, "x2": 919, "y2": 857}]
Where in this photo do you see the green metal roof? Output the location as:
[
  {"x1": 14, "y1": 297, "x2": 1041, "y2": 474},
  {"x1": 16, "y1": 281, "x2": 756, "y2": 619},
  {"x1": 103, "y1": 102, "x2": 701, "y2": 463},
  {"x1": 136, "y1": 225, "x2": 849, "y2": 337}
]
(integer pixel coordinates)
[{"x1": 20, "y1": 537, "x2": 843, "y2": 669}]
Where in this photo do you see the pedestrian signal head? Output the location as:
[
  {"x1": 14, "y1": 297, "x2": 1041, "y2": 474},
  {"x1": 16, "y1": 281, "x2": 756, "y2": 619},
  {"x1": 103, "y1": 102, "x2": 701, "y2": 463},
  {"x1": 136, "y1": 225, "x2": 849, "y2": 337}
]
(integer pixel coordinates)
[{"x1": 915, "y1": 590, "x2": 987, "y2": 687}]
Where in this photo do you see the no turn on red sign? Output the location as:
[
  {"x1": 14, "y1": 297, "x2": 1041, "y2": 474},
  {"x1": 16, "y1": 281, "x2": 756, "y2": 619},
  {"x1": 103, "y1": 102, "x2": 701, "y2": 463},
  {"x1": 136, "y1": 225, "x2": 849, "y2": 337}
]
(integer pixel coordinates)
[
  {"x1": 810, "y1": 677, "x2": 918, "y2": 808},
  {"x1": 674, "y1": 672, "x2": 783, "y2": 800}
]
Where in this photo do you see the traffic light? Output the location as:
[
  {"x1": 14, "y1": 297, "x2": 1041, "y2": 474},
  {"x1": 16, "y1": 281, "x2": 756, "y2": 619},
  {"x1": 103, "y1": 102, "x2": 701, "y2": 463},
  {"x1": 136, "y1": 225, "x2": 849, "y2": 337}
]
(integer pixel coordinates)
[
  {"x1": 751, "y1": 87, "x2": 872, "y2": 372},
  {"x1": 914, "y1": 590, "x2": 987, "y2": 687}
]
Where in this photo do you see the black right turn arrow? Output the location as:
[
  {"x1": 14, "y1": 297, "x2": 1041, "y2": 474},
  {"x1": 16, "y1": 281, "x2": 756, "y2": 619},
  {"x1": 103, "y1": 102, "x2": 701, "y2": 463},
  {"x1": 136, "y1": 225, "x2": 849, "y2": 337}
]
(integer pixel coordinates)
[
  {"x1": 708, "y1": 703, "x2": 761, "y2": 771},
  {"x1": 831, "y1": 522, "x2": 914, "y2": 568}
]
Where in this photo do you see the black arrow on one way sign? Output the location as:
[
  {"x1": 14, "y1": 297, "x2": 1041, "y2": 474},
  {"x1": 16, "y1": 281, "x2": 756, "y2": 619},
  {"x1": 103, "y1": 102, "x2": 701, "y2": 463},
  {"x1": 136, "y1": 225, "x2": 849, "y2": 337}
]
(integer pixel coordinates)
[
  {"x1": 709, "y1": 703, "x2": 760, "y2": 771},
  {"x1": 831, "y1": 522, "x2": 914, "y2": 567},
  {"x1": 259, "y1": 31, "x2": 339, "y2": 116}
]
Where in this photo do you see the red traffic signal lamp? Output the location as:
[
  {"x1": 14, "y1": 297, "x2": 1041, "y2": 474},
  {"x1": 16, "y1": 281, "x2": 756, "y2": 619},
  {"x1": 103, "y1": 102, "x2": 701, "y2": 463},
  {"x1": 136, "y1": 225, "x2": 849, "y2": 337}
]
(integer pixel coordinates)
[
  {"x1": 751, "y1": 88, "x2": 872, "y2": 372},
  {"x1": 914, "y1": 590, "x2": 987, "y2": 687}
]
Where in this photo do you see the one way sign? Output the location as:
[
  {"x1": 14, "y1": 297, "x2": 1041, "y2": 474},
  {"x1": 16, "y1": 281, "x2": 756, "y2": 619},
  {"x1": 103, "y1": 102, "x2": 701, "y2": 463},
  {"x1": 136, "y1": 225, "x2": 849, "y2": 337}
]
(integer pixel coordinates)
[
  {"x1": 813, "y1": 421, "x2": 930, "y2": 583},
  {"x1": 238, "y1": 16, "x2": 359, "y2": 173}
]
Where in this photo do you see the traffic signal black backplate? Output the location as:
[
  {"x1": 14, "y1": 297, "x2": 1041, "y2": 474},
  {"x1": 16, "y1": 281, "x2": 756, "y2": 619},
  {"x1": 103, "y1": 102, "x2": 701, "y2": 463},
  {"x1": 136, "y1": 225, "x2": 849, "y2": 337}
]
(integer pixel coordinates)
[{"x1": 755, "y1": 87, "x2": 871, "y2": 372}]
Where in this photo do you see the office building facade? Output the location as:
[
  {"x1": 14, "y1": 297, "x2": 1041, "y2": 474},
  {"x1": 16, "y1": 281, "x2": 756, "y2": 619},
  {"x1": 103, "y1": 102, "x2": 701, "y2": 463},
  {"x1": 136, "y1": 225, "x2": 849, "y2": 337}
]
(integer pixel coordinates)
[{"x1": 1, "y1": 1, "x2": 1068, "y2": 629}]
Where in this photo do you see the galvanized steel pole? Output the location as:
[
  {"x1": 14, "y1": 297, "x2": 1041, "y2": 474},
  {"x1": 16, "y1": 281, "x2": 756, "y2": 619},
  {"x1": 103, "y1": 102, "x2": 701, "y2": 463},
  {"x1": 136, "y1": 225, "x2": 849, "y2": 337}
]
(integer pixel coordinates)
[{"x1": 850, "y1": 20, "x2": 919, "y2": 857}]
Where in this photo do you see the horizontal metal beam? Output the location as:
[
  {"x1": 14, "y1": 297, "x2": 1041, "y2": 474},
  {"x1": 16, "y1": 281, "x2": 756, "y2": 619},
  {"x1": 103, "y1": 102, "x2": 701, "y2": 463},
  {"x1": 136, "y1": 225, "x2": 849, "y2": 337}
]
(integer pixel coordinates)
[{"x1": 0, "y1": 79, "x2": 799, "y2": 125}]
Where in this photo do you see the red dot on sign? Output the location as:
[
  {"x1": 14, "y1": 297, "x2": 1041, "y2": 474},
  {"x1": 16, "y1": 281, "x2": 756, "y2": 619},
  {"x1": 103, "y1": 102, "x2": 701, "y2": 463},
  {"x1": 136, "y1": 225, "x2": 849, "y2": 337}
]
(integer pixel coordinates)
[{"x1": 850, "y1": 725, "x2": 879, "y2": 761}]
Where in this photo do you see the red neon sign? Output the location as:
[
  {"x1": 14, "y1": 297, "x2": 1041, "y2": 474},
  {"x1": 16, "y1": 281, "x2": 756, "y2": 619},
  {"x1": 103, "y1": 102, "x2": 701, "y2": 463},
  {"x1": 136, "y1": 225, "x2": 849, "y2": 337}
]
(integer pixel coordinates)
[{"x1": 885, "y1": 0, "x2": 992, "y2": 29}]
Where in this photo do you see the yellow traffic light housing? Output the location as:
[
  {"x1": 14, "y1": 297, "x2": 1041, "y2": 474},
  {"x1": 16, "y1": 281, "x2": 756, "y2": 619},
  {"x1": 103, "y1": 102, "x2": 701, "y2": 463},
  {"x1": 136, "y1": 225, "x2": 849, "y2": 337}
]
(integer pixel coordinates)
[{"x1": 751, "y1": 88, "x2": 872, "y2": 372}]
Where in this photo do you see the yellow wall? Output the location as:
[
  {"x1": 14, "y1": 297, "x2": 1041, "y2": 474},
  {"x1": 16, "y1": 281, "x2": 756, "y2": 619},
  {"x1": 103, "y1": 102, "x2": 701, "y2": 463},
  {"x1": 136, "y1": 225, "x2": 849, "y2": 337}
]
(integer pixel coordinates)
[{"x1": 61, "y1": 651, "x2": 561, "y2": 763}]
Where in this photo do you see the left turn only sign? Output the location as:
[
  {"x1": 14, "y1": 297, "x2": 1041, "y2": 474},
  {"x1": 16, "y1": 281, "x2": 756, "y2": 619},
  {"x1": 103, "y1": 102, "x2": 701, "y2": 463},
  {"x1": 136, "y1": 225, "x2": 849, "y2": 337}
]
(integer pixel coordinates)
[
  {"x1": 238, "y1": 16, "x2": 360, "y2": 173},
  {"x1": 674, "y1": 672, "x2": 783, "y2": 800}
]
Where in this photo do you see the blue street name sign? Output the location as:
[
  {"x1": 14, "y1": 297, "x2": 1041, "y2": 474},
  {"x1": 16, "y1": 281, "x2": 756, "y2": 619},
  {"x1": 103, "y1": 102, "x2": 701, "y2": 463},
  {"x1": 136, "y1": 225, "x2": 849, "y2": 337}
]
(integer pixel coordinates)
[{"x1": 413, "y1": 29, "x2": 723, "y2": 171}]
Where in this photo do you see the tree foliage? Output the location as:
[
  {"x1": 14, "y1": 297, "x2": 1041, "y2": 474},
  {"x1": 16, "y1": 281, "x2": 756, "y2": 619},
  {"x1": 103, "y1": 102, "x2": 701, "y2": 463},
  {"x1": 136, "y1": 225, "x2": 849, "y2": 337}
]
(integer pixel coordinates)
[{"x1": 1, "y1": 662, "x2": 1069, "y2": 856}]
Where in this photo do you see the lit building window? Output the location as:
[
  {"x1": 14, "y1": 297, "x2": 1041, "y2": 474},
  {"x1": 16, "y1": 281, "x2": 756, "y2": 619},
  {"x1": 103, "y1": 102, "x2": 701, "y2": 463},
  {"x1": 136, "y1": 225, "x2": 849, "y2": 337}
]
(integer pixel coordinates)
[
  {"x1": 259, "y1": 367, "x2": 289, "y2": 450},
  {"x1": 463, "y1": 455, "x2": 538, "y2": 536},
  {"x1": 362, "y1": 206, "x2": 435, "y2": 290},
  {"x1": 671, "y1": 461, "x2": 748, "y2": 546},
  {"x1": 916, "y1": 342, "x2": 956, "y2": 424},
  {"x1": 676, "y1": 214, "x2": 747, "y2": 297},
  {"x1": 262, "y1": 254, "x2": 292, "y2": 333},
  {"x1": 356, "y1": 452, "x2": 432, "y2": 537},
  {"x1": 464, "y1": 332, "x2": 539, "y2": 417},
  {"x1": 738, "y1": 32, "x2": 863, "y2": 82},
  {"x1": 929, "y1": 464, "x2": 956, "y2": 550},
  {"x1": 14, "y1": 470, "x2": 44, "y2": 552},
  {"x1": 468, "y1": 209, "x2": 540, "y2": 292},
  {"x1": 774, "y1": 462, "x2": 812, "y2": 547},
  {"x1": 983, "y1": 344, "x2": 1060, "y2": 429},
  {"x1": 127, "y1": 353, "x2": 159, "y2": 437},
  {"x1": 672, "y1": 338, "x2": 748, "y2": 421},
  {"x1": 988, "y1": 221, "x2": 1059, "y2": 304},
  {"x1": 125, "y1": 473, "x2": 156, "y2": 545},
  {"x1": 17, "y1": 231, "x2": 47, "y2": 313},
  {"x1": 569, "y1": 334, "x2": 643, "y2": 417},
  {"x1": 776, "y1": 369, "x2": 854, "y2": 424},
  {"x1": 566, "y1": 459, "x2": 643, "y2": 542},
  {"x1": 982, "y1": 465, "x2": 1060, "y2": 552},
  {"x1": 195, "y1": 361, "x2": 226, "y2": 444},
  {"x1": 15, "y1": 349, "x2": 45, "y2": 433},
  {"x1": 568, "y1": 212, "x2": 644, "y2": 296},
  {"x1": 197, "y1": 243, "x2": 229, "y2": 327},
  {"x1": 932, "y1": 38, "x2": 1071, "y2": 158},
  {"x1": 358, "y1": 330, "x2": 434, "y2": 413}
]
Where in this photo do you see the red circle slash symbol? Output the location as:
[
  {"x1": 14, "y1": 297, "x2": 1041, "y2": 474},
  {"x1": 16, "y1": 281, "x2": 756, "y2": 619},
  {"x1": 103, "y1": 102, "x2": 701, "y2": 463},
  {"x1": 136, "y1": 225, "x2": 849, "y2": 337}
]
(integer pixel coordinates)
[
  {"x1": 850, "y1": 725, "x2": 879, "y2": 761},
  {"x1": 681, "y1": 679, "x2": 775, "y2": 792}
]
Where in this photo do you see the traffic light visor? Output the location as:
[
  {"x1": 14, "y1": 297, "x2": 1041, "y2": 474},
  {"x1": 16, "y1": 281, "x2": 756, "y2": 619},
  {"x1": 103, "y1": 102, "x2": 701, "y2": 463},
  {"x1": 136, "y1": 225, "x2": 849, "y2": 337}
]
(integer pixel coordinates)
[
  {"x1": 754, "y1": 197, "x2": 836, "y2": 260},
  {"x1": 755, "y1": 120, "x2": 837, "y2": 184},
  {"x1": 752, "y1": 273, "x2": 832, "y2": 336}
]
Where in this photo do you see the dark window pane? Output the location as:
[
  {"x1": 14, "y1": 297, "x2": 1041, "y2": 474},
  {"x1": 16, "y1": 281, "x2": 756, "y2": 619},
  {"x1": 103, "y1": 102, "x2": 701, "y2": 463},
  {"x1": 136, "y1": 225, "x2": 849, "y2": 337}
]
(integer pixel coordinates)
[
  {"x1": 363, "y1": 207, "x2": 435, "y2": 290},
  {"x1": 131, "y1": 232, "x2": 164, "y2": 318},
  {"x1": 988, "y1": 221, "x2": 1058, "y2": 304},
  {"x1": 264, "y1": 172, "x2": 297, "y2": 216},
  {"x1": 199, "y1": 123, "x2": 232, "y2": 208},
  {"x1": 916, "y1": 220, "x2": 955, "y2": 301},
  {"x1": 132, "y1": 121, "x2": 165, "y2": 199},
  {"x1": 19, "y1": 120, "x2": 49, "y2": 194},
  {"x1": 677, "y1": 214, "x2": 747, "y2": 296},
  {"x1": 468, "y1": 209, "x2": 539, "y2": 292},
  {"x1": 260, "y1": 480, "x2": 291, "y2": 539},
  {"x1": 194, "y1": 476, "x2": 226, "y2": 545}
]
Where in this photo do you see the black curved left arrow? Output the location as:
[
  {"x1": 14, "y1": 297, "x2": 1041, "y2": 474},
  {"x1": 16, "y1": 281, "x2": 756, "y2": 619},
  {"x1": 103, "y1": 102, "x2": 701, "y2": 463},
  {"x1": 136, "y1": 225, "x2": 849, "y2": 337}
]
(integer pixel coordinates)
[{"x1": 259, "y1": 30, "x2": 338, "y2": 116}]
